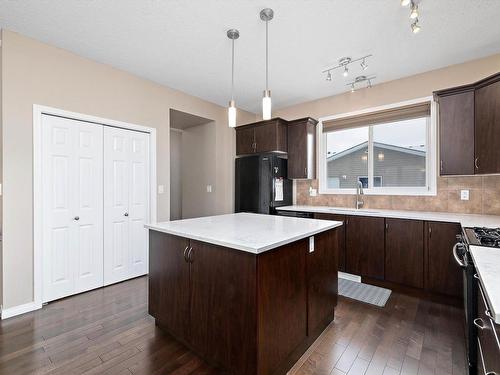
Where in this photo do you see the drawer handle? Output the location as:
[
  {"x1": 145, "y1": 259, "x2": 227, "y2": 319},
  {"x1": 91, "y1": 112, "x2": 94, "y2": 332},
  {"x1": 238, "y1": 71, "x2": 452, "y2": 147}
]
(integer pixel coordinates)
[
  {"x1": 474, "y1": 318, "x2": 485, "y2": 330},
  {"x1": 485, "y1": 309, "x2": 495, "y2": 320}
]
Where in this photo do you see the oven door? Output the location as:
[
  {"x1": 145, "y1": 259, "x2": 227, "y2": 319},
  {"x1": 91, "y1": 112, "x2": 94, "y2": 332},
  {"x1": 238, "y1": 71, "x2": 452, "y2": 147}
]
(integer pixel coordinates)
[{"x1": 454, "y1": 241, "x2": 477, "y2": 374}]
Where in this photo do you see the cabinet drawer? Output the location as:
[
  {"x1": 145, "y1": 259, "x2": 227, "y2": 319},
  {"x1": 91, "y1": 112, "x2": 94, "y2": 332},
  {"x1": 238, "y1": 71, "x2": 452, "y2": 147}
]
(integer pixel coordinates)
[{"x1": 477, "y1": 283, "x2": 500, "y2": 374}]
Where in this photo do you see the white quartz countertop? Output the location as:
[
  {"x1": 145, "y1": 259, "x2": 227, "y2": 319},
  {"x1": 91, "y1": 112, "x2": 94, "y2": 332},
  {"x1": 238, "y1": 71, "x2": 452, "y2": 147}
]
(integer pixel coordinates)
[
  {"x1": 276, "y1": 205, "x2": 500, "y2": 228},
  {"x1": 145, "y1": 212, "x2": 342, "y2": 254},
  {"x1": 470, "y1": 246, "x2": 500, "y2": 324}
]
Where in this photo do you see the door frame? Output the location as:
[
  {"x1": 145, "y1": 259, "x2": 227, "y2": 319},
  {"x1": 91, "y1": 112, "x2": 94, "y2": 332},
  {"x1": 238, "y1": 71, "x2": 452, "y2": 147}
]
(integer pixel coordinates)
[{"x1": 33, "y1": 104, "x2": 157, "y2": 309}]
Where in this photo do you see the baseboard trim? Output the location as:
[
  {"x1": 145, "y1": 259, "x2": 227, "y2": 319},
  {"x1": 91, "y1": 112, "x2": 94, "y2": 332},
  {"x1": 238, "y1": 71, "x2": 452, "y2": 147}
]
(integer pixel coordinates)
[
  {"x1": 1, "y1": 301, "x2": 43, "y2": 320},
  {"x1": 338, "y1": 271, "x2": 361, "y2": 283}
]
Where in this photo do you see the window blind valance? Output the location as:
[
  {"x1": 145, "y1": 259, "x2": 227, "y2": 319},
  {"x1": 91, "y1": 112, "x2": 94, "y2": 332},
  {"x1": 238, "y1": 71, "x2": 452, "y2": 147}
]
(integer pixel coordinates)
[{"x1": 322, "y1": 101, "x2": 431, "y2": 132}]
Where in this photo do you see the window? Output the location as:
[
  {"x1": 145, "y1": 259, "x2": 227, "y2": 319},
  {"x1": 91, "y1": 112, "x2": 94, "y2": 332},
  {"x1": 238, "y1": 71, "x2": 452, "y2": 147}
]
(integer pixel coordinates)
[{"x1": 319, "y1": 99, "x2": 436, "y2": 196}]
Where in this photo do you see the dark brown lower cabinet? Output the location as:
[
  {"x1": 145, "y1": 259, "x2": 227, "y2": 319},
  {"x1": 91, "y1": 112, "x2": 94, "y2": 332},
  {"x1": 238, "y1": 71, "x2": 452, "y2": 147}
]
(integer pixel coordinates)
[
  {"x1": 346, "y1": 215, "x2": 385, "y2": 280},
  {"x1": 477, "y1": 281, "x2": 500, "y2": 374},
  {"x1": 149, "y1": 228, "x2": 339, "y2": 375},
  {"x1": 385, "y1": 218, "x2": 424, "y2": 289},
  {"x1": 425, "y1": 221, "x2": 462, "y2": 297},
  {"x1": 313, "y1": 213, "x2": 345, "y2": 271}
]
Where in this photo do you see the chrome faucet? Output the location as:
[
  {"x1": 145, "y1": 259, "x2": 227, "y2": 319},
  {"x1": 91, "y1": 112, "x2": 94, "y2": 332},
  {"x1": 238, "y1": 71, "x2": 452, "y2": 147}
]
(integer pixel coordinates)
[{"x1": 356, "y1": 181, "x2": 364, "y2": 209}]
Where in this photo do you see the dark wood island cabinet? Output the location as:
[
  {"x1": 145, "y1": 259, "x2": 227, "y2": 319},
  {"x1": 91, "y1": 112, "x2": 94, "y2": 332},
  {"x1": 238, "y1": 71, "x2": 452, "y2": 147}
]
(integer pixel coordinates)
[{"x1": 148, "y1": 214, "x2": 340, "y2": 375}]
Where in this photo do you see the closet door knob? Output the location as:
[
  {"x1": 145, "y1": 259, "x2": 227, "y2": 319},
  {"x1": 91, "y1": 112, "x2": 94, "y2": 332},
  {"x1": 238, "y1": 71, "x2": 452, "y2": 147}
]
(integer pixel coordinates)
[
  {"x1": 124, "y1": 212, "x2": 129, "y2": 217},
  {"x1": 74, "y1": 216, "x2": 80, "y2": 221}
]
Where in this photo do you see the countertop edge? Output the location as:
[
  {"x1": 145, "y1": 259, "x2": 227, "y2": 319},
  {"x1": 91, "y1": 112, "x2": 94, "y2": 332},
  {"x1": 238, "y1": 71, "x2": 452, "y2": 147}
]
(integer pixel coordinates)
[{"x1": 145, "y1": 221, "x2": 343, "y2": 254}]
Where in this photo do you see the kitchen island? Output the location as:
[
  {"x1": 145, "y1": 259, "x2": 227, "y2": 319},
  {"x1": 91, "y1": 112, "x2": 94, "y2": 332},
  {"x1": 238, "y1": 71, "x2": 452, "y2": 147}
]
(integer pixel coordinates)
[{"x1": 146, "y1": 213, "x2": 342, "y2": 374}]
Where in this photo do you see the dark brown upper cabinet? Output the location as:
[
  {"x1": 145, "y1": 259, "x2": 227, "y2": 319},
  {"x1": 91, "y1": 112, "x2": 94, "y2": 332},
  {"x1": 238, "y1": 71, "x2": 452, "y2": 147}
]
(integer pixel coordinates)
[
  {"x1": 436, "y1": 89, "x2": 475, "y2": 175},
  {"x1": 235, "y1": 118, "x2": 287, "y2": 156},
  {"x1": 434, "y1": 72, "x2": 500, "y2": 175},
  {"x1": 287, "y1": 117, "x2": 318, "y2": 179},
  {"x1": 475, "y1": 76, "x2": 500, "y2": 174}
]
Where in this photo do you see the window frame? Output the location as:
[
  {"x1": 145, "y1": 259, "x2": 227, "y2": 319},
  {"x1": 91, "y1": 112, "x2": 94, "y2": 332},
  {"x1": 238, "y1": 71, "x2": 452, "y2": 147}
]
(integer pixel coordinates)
[{"x1": 317, "y1": 97, "x2": 437, "y2": 196}]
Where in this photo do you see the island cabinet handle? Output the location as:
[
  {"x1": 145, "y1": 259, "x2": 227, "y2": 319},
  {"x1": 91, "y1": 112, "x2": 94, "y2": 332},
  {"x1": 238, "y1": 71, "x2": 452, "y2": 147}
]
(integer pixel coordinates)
[
  {"x1": 183, "y1": 246, "x2": 189, "y2": 262},
  {"x1": 188, "y1": 247, "x2": 194, "y2": 263},
  {"x1": 474, "y1": 318, "x2": 485, "y2": 330}
]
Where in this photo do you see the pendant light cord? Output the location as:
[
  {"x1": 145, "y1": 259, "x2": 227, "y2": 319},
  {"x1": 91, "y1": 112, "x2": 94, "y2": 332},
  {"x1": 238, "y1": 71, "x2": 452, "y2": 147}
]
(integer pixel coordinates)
[
  {"x1": 231, "y1": 38, "x2": 235, "y2": 101},
  {"x1": 265, "y1": 20, "x2": 269, "y2": 91}
]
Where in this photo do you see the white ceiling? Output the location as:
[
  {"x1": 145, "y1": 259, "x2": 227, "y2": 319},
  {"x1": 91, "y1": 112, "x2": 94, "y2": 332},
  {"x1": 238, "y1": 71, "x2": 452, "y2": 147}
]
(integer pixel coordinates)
[{"x1": 1, "y1": 0, "x2": 499, "y2": 114}]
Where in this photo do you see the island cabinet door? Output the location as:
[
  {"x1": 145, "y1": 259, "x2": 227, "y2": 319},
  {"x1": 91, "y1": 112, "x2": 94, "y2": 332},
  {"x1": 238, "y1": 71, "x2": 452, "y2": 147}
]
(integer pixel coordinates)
[
  {"x1": 188, "y1": 240, "x2": 258, "y2": 375},
  {"x1": 313, "y1": 213, "x2": 346, "y2": 271},
  {"x1": 148, "y1": 231, "x2": 191, "y2": 341},
  {"x1": 307, "y1": 229, "x2": 338, "y2": 336},
  {"x1": 257, "y1": 239, "x2": 308, "y2": 375},
  {"x1": 345, "y1": 216, "x2": 385, "y2": 280}
]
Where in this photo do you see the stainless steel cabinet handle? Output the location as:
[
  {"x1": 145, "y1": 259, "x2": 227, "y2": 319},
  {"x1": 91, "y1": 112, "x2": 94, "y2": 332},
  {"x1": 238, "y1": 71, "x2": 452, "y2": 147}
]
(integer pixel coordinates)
[
  {"x1": 485, "y1": 309, "x2": 495, "y2": 320},
  {"x1": 473, "y1": 318, "x2": 485, "y2": 330},
  {"x1": 304, "y1": 167, "x2": 307, "y2": 176},
  {"x1": 74, "y1": 216, "x2": 80, "y2": 221},
  {"x1": 124, "y1": 212, "x2": 129, "y2": 217},
  {"x1": 187, "y1": 247, "x2": 194, "y2": 263},
  {"x1": 452, "y1": 243, "x2": 467, "y2": 268},
  {"x1": 475, "y1": 157, "x2": 479, "y2": 170},
  {"x1": 486, "y1": 372, "x2": 498, "y2": 375},
  {"x1": 183, "y1": 246, "x2": 189, "y2": 262},
  {"x1": 473, "y1": 274, "x2": 480, "y2": 279}
]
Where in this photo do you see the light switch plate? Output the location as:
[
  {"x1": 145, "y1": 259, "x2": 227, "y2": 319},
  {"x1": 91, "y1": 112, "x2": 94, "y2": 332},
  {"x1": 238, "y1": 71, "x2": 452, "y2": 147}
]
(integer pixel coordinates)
[
  {"x1": 460, "y1": 189, "x2": 470, "y2": 201},
  {"x1": 158, "y1": 185, "x2": 164, "y2": 194},
  {"x1": 309, "y1": 236, "x2": 315, "y2": 253},
  {"x1": 309, "y1": 187, "x2": 317, "y2": 197}
]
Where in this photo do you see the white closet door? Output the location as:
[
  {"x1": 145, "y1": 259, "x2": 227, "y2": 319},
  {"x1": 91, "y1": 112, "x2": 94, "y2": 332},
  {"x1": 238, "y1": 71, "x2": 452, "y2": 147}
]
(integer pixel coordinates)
[
  {"x1": 128, "y1": 131, "x2": 150, "y2": 277},
  {"x1": 104, "y1": 127, "x2": 131, "y2": 285},
  {"x1": 42, "y1": 115, "x2": 103, "y2": 303},
  {"x1": 74, "y1": 121, "x2": 104, "y2": 293}
]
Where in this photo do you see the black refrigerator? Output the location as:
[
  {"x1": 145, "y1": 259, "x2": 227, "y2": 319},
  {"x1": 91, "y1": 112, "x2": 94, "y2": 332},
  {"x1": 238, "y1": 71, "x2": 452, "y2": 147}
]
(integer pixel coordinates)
[{"x1": 235, "y1": 154, "x2": 292, "y2": 215}]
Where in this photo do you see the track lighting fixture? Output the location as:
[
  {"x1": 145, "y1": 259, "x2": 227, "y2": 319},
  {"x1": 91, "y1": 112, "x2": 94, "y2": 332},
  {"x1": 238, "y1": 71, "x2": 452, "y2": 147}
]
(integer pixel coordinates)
[
  {"x1": 322, "y1": 55, "x2": 371, "y2": 82},
  {"x1": 411, "y1": 19, "x2": 421, "y2": 33},
  {"x1": 410, "y1": 2, "x2": 419, "y2": 19},
  {"x1": 226, "y1": 29, "x2": 239, "y2": 128},
  {"x1": 400, "y1": 0, "x2": 410, "y2": 6},
  {"x1": 347, "y1": 75, "x2": 376, "y2": 92}
]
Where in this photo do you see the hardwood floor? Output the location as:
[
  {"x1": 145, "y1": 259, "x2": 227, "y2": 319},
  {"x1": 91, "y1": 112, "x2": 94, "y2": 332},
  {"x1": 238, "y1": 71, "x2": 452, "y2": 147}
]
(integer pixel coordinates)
[{"x1": 0, "y1": 277, "x2": 467, "y2": 375}]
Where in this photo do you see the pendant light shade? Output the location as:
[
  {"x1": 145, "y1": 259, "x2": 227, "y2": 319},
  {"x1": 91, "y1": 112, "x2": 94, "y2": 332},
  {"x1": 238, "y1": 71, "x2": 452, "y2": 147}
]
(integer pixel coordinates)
[
  {"x1": 260, "y1": 8, "x2": 274, "y2": 120},
  {"x1": 262, "y1": 90, "x2": 272, "y2": 120},
  {"x1": 227, "y1": 29, "x2": 239, "y2": 128},
  {"x1": 228, "y1": 100, "x2": 237, "y2": 128}
]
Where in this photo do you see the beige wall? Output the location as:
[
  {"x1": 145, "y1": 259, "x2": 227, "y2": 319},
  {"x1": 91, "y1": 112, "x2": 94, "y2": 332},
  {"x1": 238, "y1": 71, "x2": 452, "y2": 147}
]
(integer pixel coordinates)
[
  {"x1": 181, "y1": 122, "x2": 217, "y2": 219},
  {"x1": 0, "y1": 30, "x2": 256, "y2": 310},
  {"x1": 275, "y1": 54, "x2": 500, "y2": 215},
  {"x1": 169, "y1": 129, "x2": 182, "y2": 220}
]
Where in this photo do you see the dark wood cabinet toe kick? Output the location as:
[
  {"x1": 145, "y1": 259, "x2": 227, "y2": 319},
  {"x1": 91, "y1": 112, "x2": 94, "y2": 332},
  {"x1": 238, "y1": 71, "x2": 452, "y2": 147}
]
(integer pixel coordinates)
[{"x1": 148, "y1": 228, "x2": 340, "y2": 374}]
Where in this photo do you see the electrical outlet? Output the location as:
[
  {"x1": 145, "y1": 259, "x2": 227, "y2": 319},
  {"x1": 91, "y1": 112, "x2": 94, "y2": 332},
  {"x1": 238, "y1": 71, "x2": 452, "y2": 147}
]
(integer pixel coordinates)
[
  {"x1": 460, "y1": 190, "x2": 470, "y2": 201},
  {"x1": 206, "y1": 185, "x2": 212, "y2": 193},
  {"x1": 309, "y1": 187, "x2": 317, "y2": 197}
]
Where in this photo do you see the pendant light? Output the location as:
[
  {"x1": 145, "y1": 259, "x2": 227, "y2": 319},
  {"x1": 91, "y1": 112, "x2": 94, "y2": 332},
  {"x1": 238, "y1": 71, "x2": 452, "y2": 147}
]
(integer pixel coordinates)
[
  {"x1": 227, "y1": 29, "x2": 239, "y2": 128},
  {"x1": 260, "y1": 8, "x2": 274, "y2": 120}
]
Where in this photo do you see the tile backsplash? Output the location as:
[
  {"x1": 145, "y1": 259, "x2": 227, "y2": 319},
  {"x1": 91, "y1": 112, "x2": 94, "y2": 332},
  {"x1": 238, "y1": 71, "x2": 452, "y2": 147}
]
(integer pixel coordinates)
[{"x1": 295, "y1": 175, "x2": 500, "y2": 215}]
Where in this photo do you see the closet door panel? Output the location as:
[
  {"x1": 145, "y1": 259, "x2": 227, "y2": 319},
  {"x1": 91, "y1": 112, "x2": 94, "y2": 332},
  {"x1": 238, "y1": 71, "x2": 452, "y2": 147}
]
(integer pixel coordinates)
[
  {"x1": 104, "y1": 127, "x2": 131, "y2": 285},
  {"x1": 75, "y1": 123, "x2": 104, "y2": 292},
  {"x1": 42, "y1": 116, "x2": 76, "y2": 302},
  {"x1": 129, "y1": 132, "x2": 150, "y2": 277}
]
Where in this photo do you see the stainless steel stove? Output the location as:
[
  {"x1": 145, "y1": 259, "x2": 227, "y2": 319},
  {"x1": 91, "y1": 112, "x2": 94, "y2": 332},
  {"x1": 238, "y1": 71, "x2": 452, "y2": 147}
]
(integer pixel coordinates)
[{"x1": 463, "y1": 227, "x2": 500, "y2": 248}]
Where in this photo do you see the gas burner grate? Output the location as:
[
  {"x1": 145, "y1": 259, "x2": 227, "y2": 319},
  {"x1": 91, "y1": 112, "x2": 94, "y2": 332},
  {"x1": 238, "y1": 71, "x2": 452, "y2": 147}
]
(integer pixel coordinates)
[{"x1": 473, "y1": 227, "x2": 500, "y2": 248}]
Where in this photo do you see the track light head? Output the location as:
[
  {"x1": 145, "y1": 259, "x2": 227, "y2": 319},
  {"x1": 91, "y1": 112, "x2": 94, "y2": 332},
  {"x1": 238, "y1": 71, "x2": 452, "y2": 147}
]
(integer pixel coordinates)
[
  {"x1": 367, "y1": 79, "x2": 372, "y2": 88},
  {"x1": 343, "y1": 65, "x2": 349, "y2": 77},
  {"x1": 411, "y1": 19, "x2": 421, "y2": 33},
  {"x1": 350, "y1": 84, "x2": 355, "y2": 93},
  {"x1": 410, "y1": 3, "x2": 419, "y2": 19},
  {"x1": 401, "y1": 0, "x2": 410, "y2": 6},
  {"x1": 326, "y1": 71, "x2": 332, "y2": 81},
  {"x1": 360, "y1": 59, "x2": 368, "y2": 71}
]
